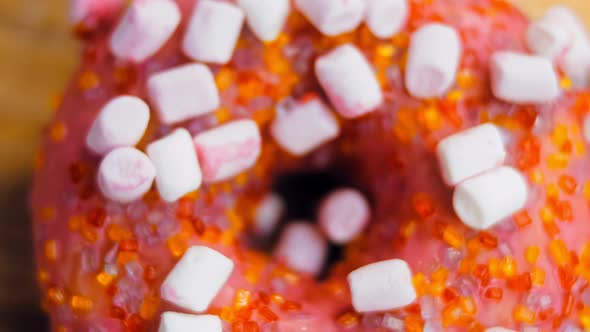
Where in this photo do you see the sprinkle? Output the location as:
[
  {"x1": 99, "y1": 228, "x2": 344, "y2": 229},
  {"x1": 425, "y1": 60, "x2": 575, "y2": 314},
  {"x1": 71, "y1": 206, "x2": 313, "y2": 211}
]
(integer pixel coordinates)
[
  {"x1": 525, "y1": 246, "x2": 540, "y2": 264},
  {"x1": 513, "y1": 305, "x2": 535, "y2": 323},
  {"x1": 70, "y1": 295, "x2": 93, "y2": 313},
  {"x1": 49, "y1": 121, "x2": 68, "y2": 143},
  {"x1": 484, "y1": 287, "x2": 503, "y2": 300}
]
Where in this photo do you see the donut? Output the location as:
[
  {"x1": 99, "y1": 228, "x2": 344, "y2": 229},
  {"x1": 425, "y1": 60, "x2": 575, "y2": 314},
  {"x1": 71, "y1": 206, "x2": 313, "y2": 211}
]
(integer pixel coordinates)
[{"x1": 31, "y1": 0, "x2": 590, "y2": 331}]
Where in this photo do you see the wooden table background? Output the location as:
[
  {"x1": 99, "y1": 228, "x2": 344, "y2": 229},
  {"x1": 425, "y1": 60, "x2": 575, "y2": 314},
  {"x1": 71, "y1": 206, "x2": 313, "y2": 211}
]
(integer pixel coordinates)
[{"x1": 0, "y1": 0, "x2": 588, "y2": 331}]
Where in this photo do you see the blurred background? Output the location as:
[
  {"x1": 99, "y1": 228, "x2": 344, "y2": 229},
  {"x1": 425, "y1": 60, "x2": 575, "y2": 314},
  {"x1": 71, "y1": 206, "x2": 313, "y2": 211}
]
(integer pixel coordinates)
[{"x1": 0, "y1": 0, "x2": 588, "y2": 331}]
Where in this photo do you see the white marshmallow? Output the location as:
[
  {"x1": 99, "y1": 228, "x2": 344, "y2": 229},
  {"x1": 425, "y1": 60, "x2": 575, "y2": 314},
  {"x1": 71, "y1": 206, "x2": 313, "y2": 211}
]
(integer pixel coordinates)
[
  {"x1": 315, "y1": 44, "x2": 383, "y2": 118},
  {"x1": 436, "y1": 124, "x2": 506, "y2": 186},
  {"x1": 147, "y1": 63, "x2": 220, "y2": 125},
  {"x1": 405, "y1": 23, "x2": 461, "y2": 98},
  {"x1": 193, "y1": 120, "x2": 261, "y2": 182},
  {"x1": 70, "y1": 0, "x2": 123, "y2": 24},
  {"x1": 237, "y1": 0, "x2": 290, "y2": 42},
  {"x1": 562, "y1": 41, "x2": 590, "y2": 88},
  {"x1": 453, "y1": 166, "x2": 528, "y2": 230},
  {"x1": 110, "y1": 0, "x2": 180, "y2": 62},
  {"x1": 97, "y1": 147, "x2": 156, "y2": 204},
  {"x1": 161, "y1": 246, "x2": 234, "y2": 313},
  {"x1": 254, "y1": 193, "x2": 285, "y2": 236},
  {"x1": 147, "y1": 129, "x2": 202, "y2": 202},
  {"x1": 274, "y1": 222, "x2": 327, "y2": 276},
  {"x1": 491, "y1": 51, "x2": 561, "y2": 104},
  {"x1": 318, "y1": 188, "x2": 370, "y2": 244},
  {"x1": 365, "y1": 0, "x2": 408, "y2": 39},
  {"x1": 86, "y1": 96, "x2": 150, "y2": 155},
  {"x1": 527, "y1": 18, "x2": 573, "y2": 61},
  {"x1": 158, "y1": 312, "x2": 222, "y2": 332},
  {"x1": 347, "y1": 259, "x2": 416, "y2": 312},
  {"x1": 294, "y1": 0, "x2": 365, "y2": 36},
  {"x1": 271, "y1": 97, "x2": 340, "y2": 156},
  {"x1": 485, "y1": 328, "x2": 517, "y2": 332},
  {"x1": 183, "y1": 0, "x2": 245, "y2": 64}
]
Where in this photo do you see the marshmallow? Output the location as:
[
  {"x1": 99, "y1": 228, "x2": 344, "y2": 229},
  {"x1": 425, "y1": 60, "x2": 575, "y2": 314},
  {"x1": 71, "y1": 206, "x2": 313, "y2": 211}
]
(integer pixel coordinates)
[
  {"x1": 193, "y1": 120, "x2": 261, "y2": 182},
  {"x1": 405, "y1": 23, "x2": 461, "y2": 98},
  {"x1": 161, "y1": 246, "x2": 234, "y2": 313},
  {"x1": 318, "y1": 188, "x2": 370, "y2": 244},
  {"x1": 86, "y1": 96, "x2": 150, "y2": 155},
  {"x1": 453, "y1": 166, "x2": 528, "y2": 230},
  {"x1": 110, "y1": 0, "x2": 180, "y2": 62},
  {"x1": 146, "y1": 129, "x2": 202, "y2": 202},
  {"x1": 347, "y1": 259, "x2": 416, "y2": 312},
  {"x1": 365, "y1": 0, "x2": 408, "y2": 39},
  {"x1": 562, "y1": 41, "x2": 590, "y2": 88},
  {"x1": 97, "y1": 147, "x2": 156, "y2": 204},
  {"x1": 70, "y1": 0, "x2": 123, "y2": 24},
  {"x1": 315, "y1": 44, "x2": 383, "y2": 118},
  {"x1": 270, "y1": 97, "x2": 340, "y2": 156},
  {"x1": 527, "y1": 17, "x2": 573, "y2": 61},
  {"x1": 183, "y1": 1, "x2": 245, "y2": 64},
  {"x1": 294, "y1": 0, "x2": 365, "y2": 36},
  {"x1": 436, "y1": 124, "x2": 506, "y2": 186},
  {"x1": 491, "y1": 51, "x2": 561, "y2": 104},
  {"x1": 158, "y1": 312, "x2": 222, "y2": 332},
  {"x1": 147, "y1": 64, "x2": 220, "y2": 125},
  {"x1": 237, "y1": 0, "x2": 290, "y2": 42},
  {"x1": 485, "y1": 328, "x2": 517, "y2": 332},
  {"x1": 274, "y1": 222, "x2": 327, "y2": 276},
  {"x1": 254, "y1": 193, "x2": 285, "y2": 236}
]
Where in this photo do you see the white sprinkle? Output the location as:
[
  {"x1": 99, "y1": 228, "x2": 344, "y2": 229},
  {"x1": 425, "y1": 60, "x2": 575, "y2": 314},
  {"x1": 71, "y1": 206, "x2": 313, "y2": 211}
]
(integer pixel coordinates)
[
  {"x1": 237, "y1": 0, "x2": 290, "y2": 42},
  {"x1": 436, "y1": 123, "x2": 506, "y2": 186},
  {"x1": 158, "y1": 312, "x2": 222, "y2": 332},
  {"x1": 254, "y1": 193, "x2": 285, "y2": 236},
  {"x1": 491, "y1": 51, "x2": 561, "y2": 104},
  {"x1": 147, "y1": 129, "x2": 202, "y2": 202},
  {"x1": 86, "y1": 96, "x2": 150, "y2": 155},
  {"x1": 294, "y1": 0, "x2": 365, "y2": 36},
  {"x1": 161, "y1": 246, "x2": 234, "y2": 313},
  {"x1": 365, "y1": 0, "x2": 408, "y2": 39},
  {"x1": 405, "y1": 23, "x2": 461, "y2": 98},
  {"x1": 274, "y1": 222, "x2": 327, "y2": 276},
  {"x1": 348, "y1": 259, "x2": 416, "y2": 312},
  {"x1": 453, "y1": 166, "x2": 528, "y2": 230},
  {"x1": 110, "y1": 0, "x2": 180, "y2": 62},
  {"x1": 147, "y1": 63, "x2": 220, "y2": 125},
  {"x1": 271, "y1": 96, "x2": 340, "y2": 156},
  {"x1": 183, "y1": 0, "x2": 245, "y2": 64},
  {"x1": 315, "y1": 44, "x2": 383, "y2": 118},
  {"x1": 318, "y1": 188, "x2": 371, "y2": 244},
  {"x1": 97, "y1": 147, "x2": 156, "y2": 204},
  {"x1": 193, "y1": 120, "x2": 261, "y2": 182}
]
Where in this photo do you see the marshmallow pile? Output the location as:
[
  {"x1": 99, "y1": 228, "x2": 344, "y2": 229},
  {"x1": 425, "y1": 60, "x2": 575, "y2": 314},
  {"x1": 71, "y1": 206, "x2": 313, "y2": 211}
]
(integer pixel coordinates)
[{"x1": 437, "y1": 124, "x2": 529, "y2": 230}]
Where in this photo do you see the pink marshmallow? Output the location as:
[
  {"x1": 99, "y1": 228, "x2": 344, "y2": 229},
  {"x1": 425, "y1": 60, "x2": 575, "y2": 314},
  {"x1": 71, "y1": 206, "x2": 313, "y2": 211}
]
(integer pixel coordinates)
[
  {"x1": 70, "y1": 0, "x2": 123, "y2": 24},
  {"x1": 318, "y1": 188, "x2": 370, "y2": 244},
  {"x1": 347, "y1": 259, "x2": 416, "y2": 312},
  {"x1": 270, "y1": 96, "x2": 340, "y2": 156},
  {"x1": 405, "y1": 23, "x2": 461, "y2": 98},
  {"x1": 182, "y1": 1, "x2": 245, "y2": 64},
  {"x1": 294, "y1": 0, "x2": 365, "y2": 36},
  {"x1": 274, "y1": 222, "x2": 327, "y2": 276},
  {"x1": 97, "y1": 147, "x2": 156, "y2": 204},
  {"x1": 491, "y1": 51, "x2": 560, "y2": 104},
  {"x1": 193, "y1": 120, "x2": 262, "y2": 183},
  {"x1": 86, "y1": 96, "x2": 150, "y2": 155},
  {"x1": 365, "y1": 0, "x2": 408, "y2": 39},
  {"x1": 110, "y1": 0, "x2": 181, "y2": 62},
  {"x1": 315, "y1": 44, "x2": 383, "y2": 118},
  {"x1": 147, "y1": 63, "x2": 220, "y2": 125}
]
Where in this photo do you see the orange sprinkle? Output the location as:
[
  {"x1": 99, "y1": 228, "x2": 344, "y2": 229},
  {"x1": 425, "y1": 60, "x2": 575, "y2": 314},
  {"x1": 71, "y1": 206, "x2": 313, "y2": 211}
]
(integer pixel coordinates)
[
  {"x1": 443, "y1": 225, "x2": 464, "y2": 249},
  {"x1": 44, "y1": 240, "x2": 58, "y2": 261},
  {"x1": 215, "y1": 68, "x2": 235, "y2": 91},
  {"x1": 507, "y1": 273, "x2": 532, "y2": 292},
  {"x1": 558, "y1": 265, "x2": 577, "y2": 290},
  {"x1": 549, "y1": 239, "x2": 570, "y2": 266},
  {"x1": 139, "y1": 296, "x2": 160, "y2": 320},
  {"x1": 281, "y1": 300, "x2": 302, "y2": 311},
  {"x1": 529, "y1": 169, "x2": 545, "y2": 184},
  {"x1": 584, "y1": 181, "x2": 590, "y2": 200},
  {"x1": 539, "y1": 205, "x2": 555, "y2": 223},
  {"x1": 554, "y1": 200, "x2": 573, "y2": 221},
  {"x1": 258, "y1": 306, "x2": 278, "y2": 322},
  {"x1": 233, "y1": 289, "x2": 253, "y2": 309},
  {"x1": 270, "y1": 293, "x2": 286, "y2": 305},
  {"x1": 215, "y1": 107, "x2": 232, "y2": 124},
  {"x1": 166, "y1": 234, "x2": 188, "y2": 258},
  {"x1": 412, "y1": 273, "x2": 429, "y2": 296},
  {"x1": 107, "y1": 224, "x2": 132, "y2": 242},
  {"x1": 96, "y1": 271, "x2": 115, "y2": 287},
  {"x1": 47, "y1": 287, "x2": 65, "y2": 305},
  {"x1": 484, "y1": 287, "x2": 503, "y2": 300},
  {"x1": 562, "y1": 292, "x2": 575, "y2": 316},
  {"x1": 117, "y1": 252, "x2": 137, "y2": 265},
  {"x1": 120, "y1": 239, "x2": 139, "y2": 252},
  {"x1": 513, "y1": 211, "x2": 532, "y2": 228},
  {"x1": 558, "y1": 175, "x2": 577, "y2": 194},
  {"x1": 525, "y1": 246, "x2": 540, "y2": 264},
  {"x1": 531, "y1": 267, "x2": 546, "y2": 286},
  {"x1": 580, "y1": 307, "x2": 590, "y2": 330},
  {"x1": 110, "y1": 306, "x2": 126, "y2": 320},
  {"x1": 400, "y1": 220, "x2": 417, "y2": 238},
  {"x1": 412, "y1": 193, "x2": 435, "y2": 219},
  {"x1": 404, "y1": 314, "x2": 425, "y2": 332},
  {"x1": 81, "y1": 227, "x2": 98, "y2": 243},
  {"x1": 337, "y1": 312, "x2": 360, "y2": 327},
  {"x1": 513, "y1": 305, "x2": 536, "y2": 323},
  {"x1": 473, "y1": 264, "x2": 490, "y2": 287},
  {"x1": 78, "y1": 70, "x2": 100, "y2": 90},
  {"x1": 478, "y1": 232, "x2": 498, "y2": 249},
  {"x1": 49, "y1": 121, "x2": 68, "y2": 143},
  {"x1": 70, "y1": 295, "x2": 93, "y2": 313},
  {"x1": 466, "y1": 237, "x2": 482, "y2": 255},
  {"x1": 547, "y1": 152, "x2": 570, "y2": 170},
  {"x1": 500, "y1": 256, "x2": 517, "y2": 278},
  {"x1": 442, "y1": 287, "x2": 459, "y2": 303},
  {"x1": 38, "y1": 269, "x2": 50, "y2": 283},
  {"x1": 431, "y1": 267, "x2": 449, "y2": 283},
  {"x1": 488, "y1": 258, "x2": 501, "y2": 278},
  {"x1": 232, "y1": 321, "x2": 260, "y2": 332}
]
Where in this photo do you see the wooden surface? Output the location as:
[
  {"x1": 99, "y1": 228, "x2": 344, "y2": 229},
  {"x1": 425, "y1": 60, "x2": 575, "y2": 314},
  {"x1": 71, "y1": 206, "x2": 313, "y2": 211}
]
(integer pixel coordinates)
[{"x1": 0, "y1": 1, "x2": 588, "y2": 331}]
